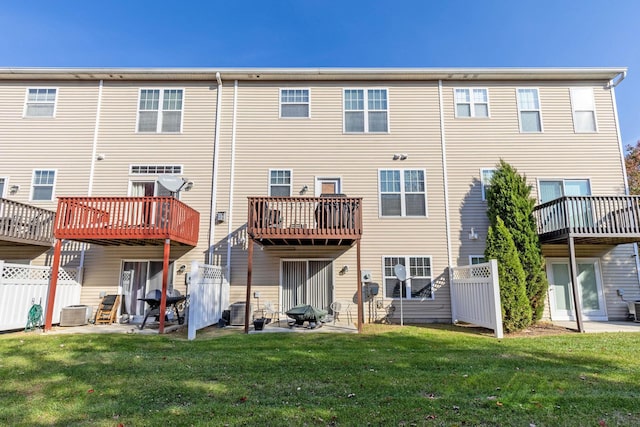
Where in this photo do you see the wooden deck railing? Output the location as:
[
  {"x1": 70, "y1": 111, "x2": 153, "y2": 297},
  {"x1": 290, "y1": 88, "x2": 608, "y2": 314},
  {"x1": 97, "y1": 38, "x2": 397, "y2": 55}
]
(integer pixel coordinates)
[
  {"x1": 247, "y1": 196, "x2": 362, "y2": 244},
  {"x1": 54, "y1": 197, "x2": 200, "y2": 246},
  {"x1": 533, "y1": 195, "x2": 640, "y2": 241},
  {"x1": 0, "y1": 198, "x2": 55, "y2": 246}
]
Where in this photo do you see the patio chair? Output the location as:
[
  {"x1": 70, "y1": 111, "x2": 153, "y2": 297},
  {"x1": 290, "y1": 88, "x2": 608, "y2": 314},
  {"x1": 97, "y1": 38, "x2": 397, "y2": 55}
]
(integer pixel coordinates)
[
  {"x1": 263, "y1": 301, "x2": 284, "y2": 324},
  {"x1": 94, "y1": 294, "x2": 120, "y2": 324},
  {"x1": 329, "y1": 301, "x2": 342, "y2": 324}
]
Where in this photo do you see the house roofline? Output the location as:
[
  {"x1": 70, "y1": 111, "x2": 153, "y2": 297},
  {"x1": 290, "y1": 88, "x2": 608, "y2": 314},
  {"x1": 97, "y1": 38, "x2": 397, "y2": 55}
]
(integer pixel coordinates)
[{"x1": 0, "y1": 67, "x2": 627, "y2": 82}]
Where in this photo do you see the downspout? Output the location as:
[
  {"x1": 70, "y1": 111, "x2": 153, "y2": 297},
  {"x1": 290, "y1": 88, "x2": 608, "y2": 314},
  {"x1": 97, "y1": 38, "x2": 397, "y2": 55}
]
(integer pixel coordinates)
[
  {"x1": 226, "y1": 80, "x2": 239, "y2": 280},
  {"x1": 438, "y1": 80, "x2": 455, "y2": 321},
  {"x1": 81, "y1": 78, "x2": 104, "y2": 280},
  {"x1": 609, "y1": 72, "x2": 640, "y2": 287},
  {"x1": 208, "y1": 72, "x2": 223, "y2": 264}
]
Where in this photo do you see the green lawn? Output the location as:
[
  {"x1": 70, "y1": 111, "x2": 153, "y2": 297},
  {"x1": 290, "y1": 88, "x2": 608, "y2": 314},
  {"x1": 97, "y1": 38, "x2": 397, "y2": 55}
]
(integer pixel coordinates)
[{"x1": 1, "y1": 324, "x2": 639, "y2": 426}]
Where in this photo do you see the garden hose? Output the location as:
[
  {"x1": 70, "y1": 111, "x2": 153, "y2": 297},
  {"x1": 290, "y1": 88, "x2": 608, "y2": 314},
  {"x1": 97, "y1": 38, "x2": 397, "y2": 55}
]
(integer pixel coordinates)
[{"x1": 25, "y1": 301, "x2": 43, "y2": 331}]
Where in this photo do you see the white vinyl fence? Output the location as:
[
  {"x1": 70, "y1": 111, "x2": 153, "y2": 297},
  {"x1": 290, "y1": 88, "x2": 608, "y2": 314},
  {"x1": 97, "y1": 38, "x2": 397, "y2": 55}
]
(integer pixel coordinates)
[
  {"x1": 187, "y1": 261, "x2": 229, "y2": 340},
  {"x1": 450, "y1": 260, "x2": 503, "y2": 338},
  {"x1": 0, "y1": 260, "x2": 82, "y2": 331}
]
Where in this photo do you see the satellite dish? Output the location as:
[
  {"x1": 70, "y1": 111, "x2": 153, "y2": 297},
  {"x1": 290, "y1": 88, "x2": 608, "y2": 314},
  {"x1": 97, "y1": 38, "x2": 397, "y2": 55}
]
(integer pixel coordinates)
[
  {"x1": 394, "y1": 264, "x2": 407, "y2": 282},
  {"x1": 158, "y1": 175, "x2": 186, "y2": 193}
]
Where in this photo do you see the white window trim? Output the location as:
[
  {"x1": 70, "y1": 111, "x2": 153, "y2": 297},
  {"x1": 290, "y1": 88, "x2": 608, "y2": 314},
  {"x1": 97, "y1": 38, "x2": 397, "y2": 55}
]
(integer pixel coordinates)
[
  {"x1": 536, "y1": 177, "x2": 592, "y2": 202},
  {"x1": 516, "y1": 88, "x2": 544, "y2": 133},
  {"x1": 381, "y1": 255, "x2": 434, "y2": 300},
  {"x1": 268, "y1": 169, "x2": 293, "y2": 197},
  {"x1": 453, "y1": 88, "x2": 490, "y2": 118},
  {"x1": 0, "y1": 176, "x2": 8, "y2": 198},
  {"x1": 469, "y1": 255, "x2": 486, "y2": 265},
  {"x1": 135, "y1": 88, "x2": 185, "y2": 134},
  {"x1": 481, "y1": 168, "x2": 496, "y2": 201},
  {"x1": 23, "y1": 87, "x2": 58, "y2": 118},
  {"x1": 570, "y1": 87, "x2": 598, "y2": 133},
  {"x1": 343, "y1": 88, "x2": 390, "y2": 134},
  {"x1": 279, "y1": 88, "x2": 311, "y2": 119},
  {"x1": 30, "y1": 169, "x2": 57, "y2": 202},
  {"x1": 129, "y1": 164, "x2": 184, "y2": 175},
  {"x1": 378, "y1": 168, "x2": 428, "y2": 218}
]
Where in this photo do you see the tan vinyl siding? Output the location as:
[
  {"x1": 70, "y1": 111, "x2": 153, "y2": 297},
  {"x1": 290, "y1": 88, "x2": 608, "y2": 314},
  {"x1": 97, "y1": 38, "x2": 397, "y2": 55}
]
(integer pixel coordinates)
[
  {"x1": 0, "y1": 81, "x2": 99, "y2": 209},
  {"x1": 214, "y1": 81, "x2": 450, "y2": 321}
]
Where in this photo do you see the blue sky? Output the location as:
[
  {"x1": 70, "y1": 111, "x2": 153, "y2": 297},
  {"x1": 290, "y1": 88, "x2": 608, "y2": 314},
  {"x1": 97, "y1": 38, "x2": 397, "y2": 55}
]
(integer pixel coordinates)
[{"x1": 1, "y1": 0, "x2": 639, "y2": 147}]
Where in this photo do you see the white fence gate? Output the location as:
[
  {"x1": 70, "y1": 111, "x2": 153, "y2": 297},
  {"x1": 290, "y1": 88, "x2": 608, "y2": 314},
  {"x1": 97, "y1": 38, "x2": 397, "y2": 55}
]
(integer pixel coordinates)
[
  {"x1": 0, "y1": 261, "x2": 82, "y2": 331},
  {"x1": 187, "y1": 261, "x2": 229, "y2": 340},
  {"x1": 450, "y1": 260, "x2": 503, "y2": 338}
]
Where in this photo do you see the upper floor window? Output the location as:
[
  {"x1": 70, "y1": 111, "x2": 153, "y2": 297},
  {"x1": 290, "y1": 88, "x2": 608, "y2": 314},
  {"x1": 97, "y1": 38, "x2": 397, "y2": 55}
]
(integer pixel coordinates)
[
  {"x1": 481, "y1": 168, "x2": 496, "y2": 201},
  {"x1": 538, "y1": 179, "x2": 590, "y2": 203},
  {"x1": 344, "y1": 89, "x2": 388, "y2": 133},
  {"x1": 0, "y1": 177, "x2": 6, "y2": 197},
  {"x1": 31, "y1": 170, "x2": 56, "y2": 201},
  {"x1": 383, "y1": 256, "x2": 433, "y2": 299},
  {"x1": 24, "y1": 88, "x2": 57, "y2": 118},
  {"x1": 269, "y1": 170, "x2": 292, "y2": 197},
  {"x1": 454, "y1": 88, "x2": 489, "y2": 118},
  {"x1": 517, "y1": 88, "x2": 542, "y2": 132},
  {"x1": 137, "y1": 89, "x2": 183, "y2": 133},
  {"x1": 570, "y1": 88, "x2": 597, "y2": 133},
  {"x1": 280, "y1": 89, "x2": 310, "y2": 118},
  {"x1": 379, "y1": 169, "x2": 426, "y2": 217},
  {"x1": 130, "y1": 164, "x2": 183, "y2": 175}
]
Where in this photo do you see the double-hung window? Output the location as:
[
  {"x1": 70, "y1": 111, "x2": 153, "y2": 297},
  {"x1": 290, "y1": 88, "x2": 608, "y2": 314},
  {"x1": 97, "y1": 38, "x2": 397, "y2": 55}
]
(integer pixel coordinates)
[
  {"x1": 280, "y1": 89, "x2": 310, "y2": 118},
  {"x1": 379, "y1": 169, "x2": 426, "y2": 217},
  {"x1": 344, "y1": 89, "x2": 388, "y2": 133},
  {"x1": 269, "y1": 170, "x2": 292, "y2": 197},
  {"x1": 481, "y1": 168, "x2": 496, "y2": 201},
  {"x1": 24, "y1": 88, "x2": 57, "y2": 118},
  {"x1": 570, "y1": 88, "x2": 597, "y2": 132},
  {"x1": 454, "y1": 88, "x2": 489, "y2": 118},
  {"x1": 137, "y1": 89, "x2": 183, "y2": 133},
  {"x1": 383, "y1": 256, "x2": 433, "y2": 299},
  {"x1": 517, "y1": 88, "x2": 542, "y2": 132},
  {"x1": 31, "y1": 170, "x2": 56, "y2": 201}
]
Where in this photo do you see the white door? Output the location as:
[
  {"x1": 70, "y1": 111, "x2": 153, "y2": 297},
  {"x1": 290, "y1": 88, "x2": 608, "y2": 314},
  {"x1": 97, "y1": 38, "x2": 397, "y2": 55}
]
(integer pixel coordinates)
[
  {"x1": 315, "y1": 177, "x2": 341, "y2": 196},
  {"x1": 546, "y1": 258, "x2": 606, "y2": 320}
]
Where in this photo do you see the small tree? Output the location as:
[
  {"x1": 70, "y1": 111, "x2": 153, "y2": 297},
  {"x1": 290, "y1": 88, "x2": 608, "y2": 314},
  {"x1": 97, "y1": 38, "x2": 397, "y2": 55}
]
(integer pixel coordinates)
[
  {"x1": 486, "y1": 159, "x2": 548, "y2": 321},
  {"x1": 625, "y1": 140, "x2": 640, "y2": 195},
  {"x1": 485, "y1": 216, "x2": 532, "y2": 332}
]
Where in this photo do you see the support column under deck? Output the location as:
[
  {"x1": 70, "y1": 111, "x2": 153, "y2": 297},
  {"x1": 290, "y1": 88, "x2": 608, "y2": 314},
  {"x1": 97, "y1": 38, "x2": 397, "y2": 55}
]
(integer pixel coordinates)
[
  {"x1": 159, "y1": 239, "x2": 171, "y2": 334},
  {"x1": 568, "y1": 236, "x2": 585, "y2": 333},
  {"x1": 44, "y1": 239, "x2": 63, "y2": 331},
  {"x1": 244, "y1": 240, "x2": 254, "y2": 333},
  {"x1": 357, "y1": 238, "x2": 363, "y2": 333}
]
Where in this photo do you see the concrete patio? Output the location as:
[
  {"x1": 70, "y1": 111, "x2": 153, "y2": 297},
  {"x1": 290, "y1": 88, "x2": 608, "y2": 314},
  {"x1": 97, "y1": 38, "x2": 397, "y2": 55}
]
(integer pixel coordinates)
[{"x1": 553, "y1": 320, "x2": 640, "y2": 333}]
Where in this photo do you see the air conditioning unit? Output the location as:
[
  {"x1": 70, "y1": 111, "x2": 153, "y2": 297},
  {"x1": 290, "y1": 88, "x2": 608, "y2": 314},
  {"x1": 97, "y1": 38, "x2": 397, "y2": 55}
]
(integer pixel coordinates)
[
  {"x1": 60, "y1": 305, "x2": 89, "y2": 327},
  {"x1": 229, "y1": 302, "x2": 247, "y2": 326}
]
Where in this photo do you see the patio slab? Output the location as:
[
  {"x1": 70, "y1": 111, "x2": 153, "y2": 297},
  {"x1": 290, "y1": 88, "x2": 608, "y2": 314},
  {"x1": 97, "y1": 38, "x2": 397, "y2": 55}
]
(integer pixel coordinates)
[{"x1": 553, "y1": 320, "x2": 640, "y2": 333}]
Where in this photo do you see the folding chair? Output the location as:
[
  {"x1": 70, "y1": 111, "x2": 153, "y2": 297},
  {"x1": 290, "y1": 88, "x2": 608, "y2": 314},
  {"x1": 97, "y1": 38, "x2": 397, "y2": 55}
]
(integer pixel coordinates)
[{"x1": 94, "y1": 295, "x2": 120, "y2": 324}]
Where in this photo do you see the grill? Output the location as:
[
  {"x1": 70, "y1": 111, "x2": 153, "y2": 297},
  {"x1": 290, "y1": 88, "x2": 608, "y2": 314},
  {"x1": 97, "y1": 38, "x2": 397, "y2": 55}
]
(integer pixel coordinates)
[
  {"x1": 138, "y1": 289, "x2": 186, "y2": 330},
  {"x1": 285, "y1": 304, "x2": 328, "y2": 329}
]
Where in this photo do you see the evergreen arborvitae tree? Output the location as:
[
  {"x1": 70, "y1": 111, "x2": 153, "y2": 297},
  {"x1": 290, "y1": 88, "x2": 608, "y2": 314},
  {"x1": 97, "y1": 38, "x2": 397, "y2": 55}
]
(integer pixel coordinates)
[
  {"x1": 486, "y1": 159, "x2": 548, "y2": 321},
  {"x1": 485, "y1": 216, "x2": 532, "y2": 332}
]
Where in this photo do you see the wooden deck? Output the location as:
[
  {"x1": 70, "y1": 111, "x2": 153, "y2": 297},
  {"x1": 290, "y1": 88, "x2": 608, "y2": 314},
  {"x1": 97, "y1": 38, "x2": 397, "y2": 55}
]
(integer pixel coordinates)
[
  {"x1": 0, "y1": 198, "x2": 55, "y2": 246},
  {"x1": 533, "y1": 195, "x2": 640, "y2": 244},
  {"x1": 54, "y1": 197, "x2": 200, "y2": 246},
  {"x1": 247, "y1": 196, "x2": 362, "y2": 246}
]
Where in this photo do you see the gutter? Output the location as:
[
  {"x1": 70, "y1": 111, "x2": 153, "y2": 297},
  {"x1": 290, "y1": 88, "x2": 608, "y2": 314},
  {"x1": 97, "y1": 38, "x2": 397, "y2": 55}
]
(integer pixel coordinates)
[
  {"x1": 208, "y1": 72, "x2": 223, "y2": 264},
  {"x1": 607, "y1": 71, "x2": 626, "y2": 88}
]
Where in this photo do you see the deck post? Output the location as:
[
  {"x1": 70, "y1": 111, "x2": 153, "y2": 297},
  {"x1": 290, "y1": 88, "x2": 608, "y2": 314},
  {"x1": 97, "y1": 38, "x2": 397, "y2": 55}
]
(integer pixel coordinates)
[
  {"x1": 159, "y1": 238, "x2": 170, "y2": 334},
  {"x1": 244, "y1": 239, "x2": 254, "y2": 333},
  {"x1": 567, "y1": 236, "x2": 585, "y2": 332},
  {"x1": 357, "y1": 238, "x2": 363, "y2": 333},
  {"x1": 44, "y1": 238, "x2": 63, "y2": 331}
]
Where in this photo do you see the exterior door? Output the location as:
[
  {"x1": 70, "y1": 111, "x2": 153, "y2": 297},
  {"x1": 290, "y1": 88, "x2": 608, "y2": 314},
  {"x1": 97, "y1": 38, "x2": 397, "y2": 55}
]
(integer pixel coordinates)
[
  {"x1": 546, "y1": 258, "x2": 606, "y2": 320},
  {"x1": 121, "y1": 261, "x2": 174, "y2": 321},
  {"x1": 281, "y1": 260, "x2": 333, "y2": 312},
  {"x1": 316, "y1": 177, "x2": 341, "y2": 196}
]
